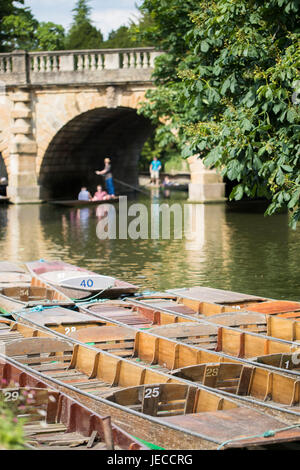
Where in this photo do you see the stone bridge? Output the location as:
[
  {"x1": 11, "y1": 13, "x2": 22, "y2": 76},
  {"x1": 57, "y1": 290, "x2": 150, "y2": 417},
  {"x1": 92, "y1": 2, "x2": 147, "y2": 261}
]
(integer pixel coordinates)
[{"x1": 0, "y1": 48, "x2": 225, "y2": 203}]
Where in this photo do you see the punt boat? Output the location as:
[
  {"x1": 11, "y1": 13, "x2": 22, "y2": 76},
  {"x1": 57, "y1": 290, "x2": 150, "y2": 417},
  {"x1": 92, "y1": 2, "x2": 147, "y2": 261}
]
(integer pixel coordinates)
[
  {"x1": 126, "y1": 296, "x2": 300, "y2": 346},
  {"x1": 0, "y1": 265, "x2": 74, "y2": 316},
  {"x1": 0, "y1": 262, "x2": 31, "y2": 290},
  {"x1": 76, "y1": 300, "x2": 300, "y2": 375},
  {"x1": 2, "y1": 333, "x2": 300, "y2": 449},
  {"x1": 166, "y1": 286, "x2": 300, "y2": 319},
  {"x1": 0, "y1": 354, "x2": 146, "y2": 450},
  {"x1": 49, "y1": 197, "x2": 120, "y2": 208},
  {"x1": 81, "y1": 298, "x2": 268, "y2": 332},
  {"x1": 26, "y1": 260, "x2": 138, "y2": 300},
  {"x1": 4, "y1": 312, "x2": 300, "y2": 423}
]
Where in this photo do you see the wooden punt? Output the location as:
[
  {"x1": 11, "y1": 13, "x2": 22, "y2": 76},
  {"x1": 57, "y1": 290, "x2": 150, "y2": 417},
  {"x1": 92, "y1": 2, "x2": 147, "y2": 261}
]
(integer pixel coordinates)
[
  {"x1": 0, "y1": 272, "x2": 74, "y2": 316},
  {"x1": 26, "y1": 260, "x2": 138, "y2": 300},
  {"x1": 5, "y1": 312, "x2": 300, "y2": 425},
  {"x1": 2, "y1": 335, "x2": 300, "y2": 449},
  {"x1": 0, "y1": 262, "x2": 31, "y2": 289},
  {"x1": 49, "y1": 197, "x2": 120, "y2": 207},
  {"x1": 9, "y1": 306, "x2": 117, "y2": 334},
  {"x1": 128, "y1": 297, "x2": 300, "y2": 346},
  {"x1": 80, "y1": 299, "x2": 269, "y2": 336},
  {"x1": 0, "y1": 354, "x2": 146, "y2": 450},
  {"x1": 166, "y1": 286, "x2": 300, "y2": 319},
  {"x1": 130, "y1": 292, "x2": 266, "y2": 320}
]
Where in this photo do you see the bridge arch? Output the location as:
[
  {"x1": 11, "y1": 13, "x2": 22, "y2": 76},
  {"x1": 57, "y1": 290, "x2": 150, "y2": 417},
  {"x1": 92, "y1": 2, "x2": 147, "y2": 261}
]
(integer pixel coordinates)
[{"x1": 38, "y1": 105, "x2": 154, "y2": 199}]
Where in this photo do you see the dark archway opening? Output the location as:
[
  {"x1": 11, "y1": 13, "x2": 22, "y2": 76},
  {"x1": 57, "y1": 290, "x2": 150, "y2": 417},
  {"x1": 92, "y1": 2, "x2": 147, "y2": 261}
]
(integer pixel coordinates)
[{"x1": 39, "y1": 107, "x2": 154, "y2": 200}]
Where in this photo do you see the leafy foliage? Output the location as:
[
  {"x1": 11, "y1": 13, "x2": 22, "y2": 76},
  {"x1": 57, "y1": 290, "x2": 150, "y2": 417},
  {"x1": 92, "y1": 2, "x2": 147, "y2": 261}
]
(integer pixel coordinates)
[
  {"x1": 65, "y1": 0, "x2": 103, "y2": 50},
  {"x1": 0, "y1": 394, "x2": 25, "y2": 450},
  {"x1": 0, "y1": 1, "x2": 38, "y2": 51},
  {"x1": 138, "y1": 0, "x2": 300, "y2": 226},
  {"x1": 35, "y1": 23, "x2": 65, "y2": 51},
  {"x1": 0, "y1": 0, "x2": 65, "y2": 52}
]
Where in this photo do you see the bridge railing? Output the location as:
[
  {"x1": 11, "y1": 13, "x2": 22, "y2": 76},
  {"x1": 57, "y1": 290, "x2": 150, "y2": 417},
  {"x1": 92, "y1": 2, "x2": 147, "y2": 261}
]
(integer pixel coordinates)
[{"x1": 0, "y1": 48, "x2": 161, "y2": 86}]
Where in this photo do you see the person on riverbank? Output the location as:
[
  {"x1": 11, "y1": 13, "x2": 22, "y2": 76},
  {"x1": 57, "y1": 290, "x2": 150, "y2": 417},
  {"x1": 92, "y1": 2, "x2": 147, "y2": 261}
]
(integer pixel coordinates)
[
  {"x1": 149, "y1": 157, "x2": 162, "y2": 186},
  {"x1": 95, "y1": 158, "x2": 115, "y2": 197},
  {"x1": 92, "y1": 185, "x2": 109, "y2": 201},
  {"x1": 78, "y1": 187, "x2": 92, "y2": 201}
]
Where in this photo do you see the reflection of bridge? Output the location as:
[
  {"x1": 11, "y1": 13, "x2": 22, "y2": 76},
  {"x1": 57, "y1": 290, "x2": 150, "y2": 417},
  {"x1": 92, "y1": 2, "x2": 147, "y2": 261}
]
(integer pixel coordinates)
[{"x1": 0, "y1": 48, "x2": 225, "y2": 203}]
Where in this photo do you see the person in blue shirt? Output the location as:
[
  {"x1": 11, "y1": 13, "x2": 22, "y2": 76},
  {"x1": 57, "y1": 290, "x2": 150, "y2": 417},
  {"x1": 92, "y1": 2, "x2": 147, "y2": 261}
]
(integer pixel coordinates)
[
  {"x1": 78, "y1": 187, "x2": 92, "y2": 201},
  {"x1": 149, "y1": 156, "x2": 162, "y2": 186}
]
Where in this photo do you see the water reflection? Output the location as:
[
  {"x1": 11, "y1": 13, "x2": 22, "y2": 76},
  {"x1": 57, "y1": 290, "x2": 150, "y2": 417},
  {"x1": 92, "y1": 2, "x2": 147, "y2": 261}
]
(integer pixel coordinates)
[{"x1": 0, "y1": 198, "x2": 299, "y2": 300}]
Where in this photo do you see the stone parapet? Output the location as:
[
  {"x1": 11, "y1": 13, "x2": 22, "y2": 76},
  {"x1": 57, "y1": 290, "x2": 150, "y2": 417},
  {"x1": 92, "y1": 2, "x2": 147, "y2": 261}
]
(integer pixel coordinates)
[{"x1": 0, "y1": 48, "x2": 162, "y2": 87}]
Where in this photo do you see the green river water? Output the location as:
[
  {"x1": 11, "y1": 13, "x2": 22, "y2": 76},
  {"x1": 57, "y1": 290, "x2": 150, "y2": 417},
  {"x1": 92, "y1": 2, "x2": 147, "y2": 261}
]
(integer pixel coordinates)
[{"x1": 0, "y1": 190, "x2": 299, "y2": 301}]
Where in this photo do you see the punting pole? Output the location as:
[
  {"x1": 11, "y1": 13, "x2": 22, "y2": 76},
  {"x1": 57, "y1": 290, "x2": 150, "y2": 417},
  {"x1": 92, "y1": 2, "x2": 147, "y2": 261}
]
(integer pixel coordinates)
[{"x1": 113, "y1": 177, "x2": 150, "y2": 196}]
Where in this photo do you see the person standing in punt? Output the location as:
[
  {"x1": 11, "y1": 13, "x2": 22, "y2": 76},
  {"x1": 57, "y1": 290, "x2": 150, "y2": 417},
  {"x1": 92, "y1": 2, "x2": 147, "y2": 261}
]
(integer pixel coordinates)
[{"x1": 95, "y1": 158, "x2": 116, "y2": 197}]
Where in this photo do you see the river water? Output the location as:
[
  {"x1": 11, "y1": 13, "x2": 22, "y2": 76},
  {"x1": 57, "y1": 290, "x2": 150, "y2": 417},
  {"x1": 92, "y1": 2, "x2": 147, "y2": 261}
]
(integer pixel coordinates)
[{"x1": 0, "y1": 190, "x2": 299, "y2": 301}]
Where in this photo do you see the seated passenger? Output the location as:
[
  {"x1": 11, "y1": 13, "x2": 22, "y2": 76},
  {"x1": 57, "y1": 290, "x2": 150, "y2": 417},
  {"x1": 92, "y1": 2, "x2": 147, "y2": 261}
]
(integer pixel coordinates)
[
  {"x1": 162, "y1": 176, "x2": 173, "y2": 187},
  {"x1": 93, "y1": 185, "x2": 110, "y2": 201},
  {"x1": 78, "y1": 187, "x2": 92, "y2": 201}
]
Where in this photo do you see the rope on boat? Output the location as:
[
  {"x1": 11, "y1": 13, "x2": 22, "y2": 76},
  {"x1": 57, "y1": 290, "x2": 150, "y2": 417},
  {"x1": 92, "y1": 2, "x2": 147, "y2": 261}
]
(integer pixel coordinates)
[
  {"x1": 13, "y1": 304, "x2": 58, "y2": 320},
  {"x1": 217, "y1": 424, "x2": 300, "y2": 450},
  {"x1": 72, "y1": 285, "x2": 114, "y2": 304}
]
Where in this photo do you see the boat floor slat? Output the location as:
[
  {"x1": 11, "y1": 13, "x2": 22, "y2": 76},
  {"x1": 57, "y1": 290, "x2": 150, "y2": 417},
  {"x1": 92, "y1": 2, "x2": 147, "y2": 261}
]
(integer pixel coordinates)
[
  {"x1": 25, "y1": 423, "x2": 67, "y2": 436},
  {"x1": 31, "y1": 363, "x2": 70, "y2": 372}
]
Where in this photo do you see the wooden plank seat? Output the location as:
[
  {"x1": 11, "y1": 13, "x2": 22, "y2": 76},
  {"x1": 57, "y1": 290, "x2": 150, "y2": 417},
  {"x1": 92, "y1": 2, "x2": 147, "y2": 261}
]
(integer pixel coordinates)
[
  {"x1": 69, "y1": 326, "x2": 136, "y2": 357},
  {"x1": 3, "y1": 337, "x2": 74, "y2": 368},
  {"x1": 171, "y1": 363, "x2": 252, "y2": 395},
  {"x1": 105, "y1": 383, "x2": 199, "y2": 417}
]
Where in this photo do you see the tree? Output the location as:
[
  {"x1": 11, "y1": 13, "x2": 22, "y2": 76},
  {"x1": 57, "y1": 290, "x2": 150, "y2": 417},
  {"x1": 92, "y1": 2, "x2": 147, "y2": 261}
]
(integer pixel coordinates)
[
  {"x1": 65, "y1": 0, "x2": 103, "y2": 50},
  {"x1": 0, "y1": 1, "x2": 38, "y2": 51},
  {"x1": 0, "y1": 1, "x2": 65, "y2": 52},
  {"x1": 35, "y1": 23, "x2": 65, "y2": 51},
  {"x1": 102, "y1": 9, "x2": 157, "y2": 49},
  {"x1": 102, "y1": 26, "x2": 133, "y2": 49},
  {"x1": 139, "y1": 0, "x2": 300, "y2": 226}
]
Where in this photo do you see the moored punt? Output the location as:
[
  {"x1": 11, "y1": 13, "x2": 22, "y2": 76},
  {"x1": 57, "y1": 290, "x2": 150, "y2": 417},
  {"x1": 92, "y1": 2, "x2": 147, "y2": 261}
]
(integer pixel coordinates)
[
  {"x1": 166, "y1": 286, "x2": 300, "y2": 319},
  {"x1": 80, "y1": 300, "x2": 158, "y2": 328},
  {"x1": 0, "y1": 262, "x2": 31, "y2": 289},
  {"x1": 148, "y1": 322, "x2": 300, "y2": 372},
  {"x1": 2, "y1": 335, "x2": 300, "y2": 449},
  {"x1": 9, "y1": 306, "x2": 115, "y2": 334},
  {"x1": 0, "y1": 315, "x2": 136, "y2": 359},
  {"x1": 0, "y1": 272, "x2": 74, "y2": 317},
  {"x1": 171, "y1": 362, "x2": 300, "y2": 413},
  {"x1": 0, "y1": 354, "x2": 146, "y2": 450},
  {"x1": 6, "y1": 313, "x2": 300, "y2": 423},
  {"x1": 80, "y1": 299, "x2": 269, "y2": 334},
  {"x1": 6, "y1": 308, "x2": 300, "y2": 384},
  {"x1": 26, "y1": 260, "x2": 138, "y2": 300},
  {"x1": 128, "y1": 296, "x2": 300, "y2": 345}
]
